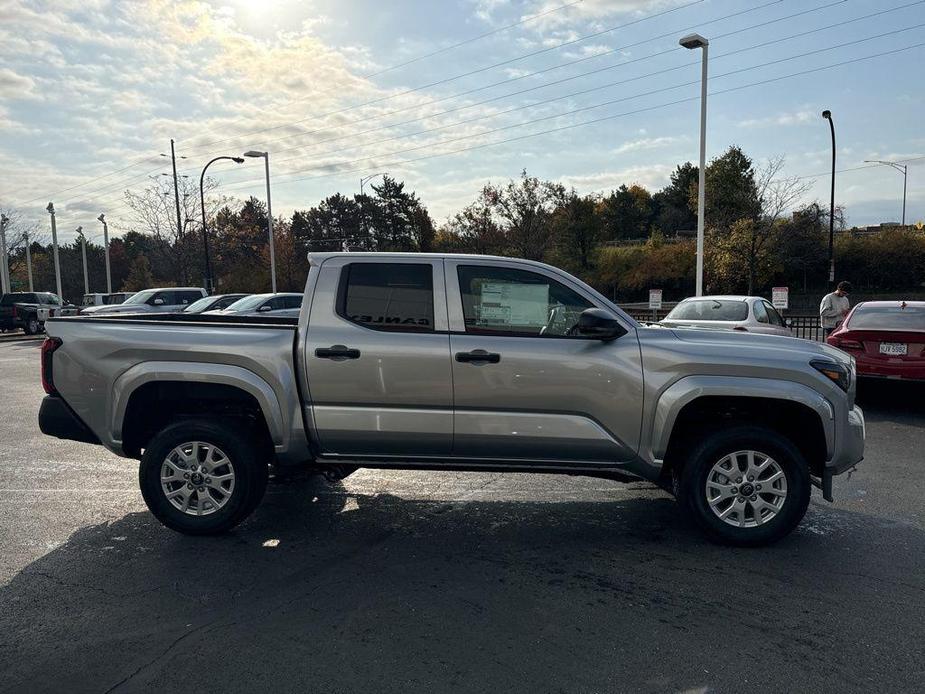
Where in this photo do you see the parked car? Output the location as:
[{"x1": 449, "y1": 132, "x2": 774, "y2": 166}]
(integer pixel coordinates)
[
  {"x1": 660, "y1": 295, "x2": 791, "y2": 336},
  {"x1": 183, "y1": 293, "x2": 250, "y2": 314},
  {"x1": 0, "y1": 292, "x2": 68, "y2": 334},
  {"x1": 91, "y1": 287, "x2": 206, "y2": 314},
  {"x1": 39, "y1": 253, "x2": 864, "y2": 546},
  {"x1": 827, "y1": 300, "x2": 925, "y2": 381},
  {"x1": 80, "y1": 293, "x2": 108, "y2": 309},
  {"x1": 80, "y1": 291, "x2": 136, "y2": 315},
  {"x1": 205, "y1": 292, "x2": 302, "y2": 316}
]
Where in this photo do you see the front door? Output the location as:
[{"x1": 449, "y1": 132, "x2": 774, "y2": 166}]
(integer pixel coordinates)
[
  {"x1": 304, "y1": 257, "x2": 453, "y2": 457},
  {"x1": 446, "y1": 260, "x2": 643, "y2": 464}
]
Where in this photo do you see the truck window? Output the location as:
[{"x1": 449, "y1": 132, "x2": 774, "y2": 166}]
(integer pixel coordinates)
[
  {"x1": 283, "y1": 295, "x2": 302, "y2": 309},
  {"x1": 338, "y1": 263, "x2": 434, "y2": 332},
  {"x1": 753, "y1": 300, "x2": 769, "y2": 323},
  {"x1": 176, "y1": 290, "x2": 204, "y2": 305},
  {"x1": 457, "y1": 265, "x2": 592, "y2": 337}
]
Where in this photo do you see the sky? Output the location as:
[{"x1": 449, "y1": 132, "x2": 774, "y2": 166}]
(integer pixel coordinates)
[{"x1": 1, "y1": 0, "x2": 923, "y2": 245}]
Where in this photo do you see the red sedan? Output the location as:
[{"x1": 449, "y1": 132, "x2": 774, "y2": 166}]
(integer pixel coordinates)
[{"x1": 827, "y1": 301, "x2": 925, "y2": 381}]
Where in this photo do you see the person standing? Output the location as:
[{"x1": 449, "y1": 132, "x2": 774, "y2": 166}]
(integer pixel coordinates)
[{"x1": 820, "y1": 281, "x2": 852, "y2": 338}]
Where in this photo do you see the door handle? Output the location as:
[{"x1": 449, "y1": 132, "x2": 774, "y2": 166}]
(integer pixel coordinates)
[
  {"x1": 315, "y1": 345, "x2": 361, "y2": 360},
  {"x1": 455, "y1": 349, "x2": 501, "y2": 364}
]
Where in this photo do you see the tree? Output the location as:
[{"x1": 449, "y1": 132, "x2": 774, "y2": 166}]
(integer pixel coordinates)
[
  {"x1": 442, "y1": 197, "x2": 506, "y2": 255},
  {"x1": 291, "y1": 193, "x2": 361, "y2": 252},
  {"x1": 549, "y1": 189, "x2": 604, "y2": 273},
  {"x1": 482, "y1": 170, "x2": 561, "y2": 260},
  {"x1": 693, "y1": 145, "x2": 761, "y2": 232},
  {"x1": 123, "y1": 254, "x2": 155, "y2": 291},
  {"x1": 601, "y1": 184, "x2": 654, "y2": 241},
  {"x1": 652, "y1": 163, "x2": 698, "y2": 234}
]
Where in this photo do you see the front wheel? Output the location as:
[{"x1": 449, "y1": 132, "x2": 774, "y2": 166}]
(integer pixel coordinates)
[
  {"x1": 139, "y1": 419, "x2": 269, "y2": 535},
  {"x1": 679, "y1": 426, "x2": 810, "y2": 546}
]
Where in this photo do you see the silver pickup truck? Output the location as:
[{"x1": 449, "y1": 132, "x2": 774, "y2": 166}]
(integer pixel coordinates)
[{"x1": 38, "y1": 253, "x2": 865, "y2": 545}]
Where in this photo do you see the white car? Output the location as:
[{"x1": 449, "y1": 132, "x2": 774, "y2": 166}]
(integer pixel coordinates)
[
  {"x1": 80, "y1": 292, "x2": 136, "y2": 315},
  {"x1": 91, "y1": 287, "x2": 207, "y2": 315},
  {"x1": 660, "y1": 295, "x2": 792, "y2": 336},
  {"x1": 205, "y1": 292, "x2": 302, "y2": 317}
]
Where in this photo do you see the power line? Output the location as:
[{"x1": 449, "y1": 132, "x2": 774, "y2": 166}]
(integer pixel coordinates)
[
  {"x1": 240, "y1": 2, "x2": 909, "y2": 172},
  {"x1": 179, "y1": 0, "x2": 708, "y2": 154},
  {"x1": 186, "y1": 0, "x2": 817, "y2": 164},
  {"x1": 212, "y1": 41, "x2": 925, "y2": 194},
  {"x1": 211, "y1": 32, "x2": 925, "y2": 191}
]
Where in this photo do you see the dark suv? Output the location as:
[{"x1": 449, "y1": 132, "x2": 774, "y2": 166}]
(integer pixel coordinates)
[{"x1": 0, "y1": 292, "x2": 63, "y2": 334}]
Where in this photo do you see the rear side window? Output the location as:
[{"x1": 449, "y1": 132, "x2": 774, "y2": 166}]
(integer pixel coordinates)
[
  {"x1": 176, "y1": 291, "x2": 203, "y2": 305},
  {"x1": 666, "y1": 300, "x2": 749, "y2": 322},
  {"x1": 283, "y1": 295, "x2": 302, "y2": 309},
  {"x1": 753, "y1": 300, "x2": 769, "y2": 323},
  {"x1": 338, "y1": 263, "x2": 434, "y2": 332}
]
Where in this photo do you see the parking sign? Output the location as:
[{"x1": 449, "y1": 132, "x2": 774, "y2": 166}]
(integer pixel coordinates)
[
  {"x1": 649, "y1": 289, "x2": 663, "y2": 310},
  {"x1": 772, "y1": 287, "x2": 789, "y2": 310}
]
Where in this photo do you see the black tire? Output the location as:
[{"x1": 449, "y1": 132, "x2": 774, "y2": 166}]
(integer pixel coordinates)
[
  {"x1": 679, "y1": 425, "x2": 810, "y2": 547},
  {"x1": 139, "y1": 419, "x2": 269, "y2": 535},
  {"x1": 23, "y1": 318, "x2": 39, "y2": 335}
]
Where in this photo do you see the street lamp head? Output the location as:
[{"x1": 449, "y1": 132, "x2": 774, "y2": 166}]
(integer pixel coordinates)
[
  {"x1": 243, "y1": 150, "x2": 267, "y2": 158},
  {"x1": 97, "y1": 213, "x2": 105, "y2": 223},
  {"x1": 231, "y1": 157, "x2": 245, "y2": 164},
  {"x1": 822, "y1": 109, "x2": 832, "y2": 119},
  {"x1": 679, "y1": 33, "x2": 708, "y2": 49},
  {"x1": 46, "y1": 202, "x2": 55, "y2": 214}
]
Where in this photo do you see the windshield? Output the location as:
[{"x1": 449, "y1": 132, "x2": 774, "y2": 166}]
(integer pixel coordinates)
[
  {"x1": 122, "y1": 290, "x2": 156, "y2": 305},
  {"x1": 184, "y1": 296, "x2": 216, "y2": 312},
  {"x1": 848, "y1": 305, "x2": 925, "y2": 331},
  {"x1": 666, "y1": 299, "x2": 749, "y2": 322},
  {"x1": 224, "y1": 295, "x2": 270, "y2": 312}
]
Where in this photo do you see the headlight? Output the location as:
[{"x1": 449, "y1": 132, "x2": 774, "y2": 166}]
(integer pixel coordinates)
[{"x1": 811, "y1": 359, "x2": 849, "y2": 392}]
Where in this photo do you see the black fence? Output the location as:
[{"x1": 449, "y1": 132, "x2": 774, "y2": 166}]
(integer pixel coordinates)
[{"x1": 622, "y1": 309, "x2": 823, "y2": 342}]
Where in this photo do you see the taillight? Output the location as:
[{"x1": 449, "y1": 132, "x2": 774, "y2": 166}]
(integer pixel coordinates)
[
  {"x1": 835, "y1": 338, "x2": 863, "y2": 351},
  {"x1": 12, "y1": 306, "x2": 17, "y2": 318},
  {"x1": 41, "y1": 337, "x2": 62, "y2": 395}
]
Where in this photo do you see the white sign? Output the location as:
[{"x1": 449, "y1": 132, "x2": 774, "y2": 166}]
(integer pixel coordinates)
[
  {"x1": 479, "y1": 282, "x2": 549, "y2": 327},
  {"x1": 772, "y1": 286, "x2": 789, "y2": 310},
  {"x1": 649, "y1": 289, "x2": 663, "y2": 310}
]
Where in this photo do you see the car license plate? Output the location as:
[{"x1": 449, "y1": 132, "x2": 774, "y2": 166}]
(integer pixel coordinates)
[{"x1": 879, "y1": 342, "x2": 907, "y2": 356}]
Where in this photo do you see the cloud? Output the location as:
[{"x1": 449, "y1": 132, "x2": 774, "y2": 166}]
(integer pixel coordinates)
[
  {"x1": 739, "y1": 110, "x2": 816, "y2": 129},
  {"x1": 613, "y1": 135, "x2": 687, "y2": 155},
  {"x1": 0, "y1": 68, "x2": 37, "y2": 99}
]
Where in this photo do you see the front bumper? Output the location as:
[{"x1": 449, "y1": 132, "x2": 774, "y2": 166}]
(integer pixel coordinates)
[
  {"x1": 829, "y1": 404, "x2": 865, "y2": 475},
  {"x1": 38, "y1": 395, "x2": 100, "y2": 445}
]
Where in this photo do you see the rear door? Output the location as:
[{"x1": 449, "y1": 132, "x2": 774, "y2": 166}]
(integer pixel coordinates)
[
  {"x1": 446, "y1": 259, "x2": 644, "y2": 463},
  {"x1": 304, "y1": 257, "x2": 453, "y2": 457}
]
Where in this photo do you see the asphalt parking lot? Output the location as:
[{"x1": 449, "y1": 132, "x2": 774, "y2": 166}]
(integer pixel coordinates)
[{"x1": 1, "y1": 334, "x2": 923, "y2": 693}]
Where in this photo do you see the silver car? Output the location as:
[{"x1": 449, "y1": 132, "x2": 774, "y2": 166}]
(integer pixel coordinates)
[
  {"x1": 206, "y1": 292, "x2": 302, "y2": 317},
  {"x1": 661, "y1": 295, "x2": 791, "y2": 336},
  {"x1": 92, "y1": 287, "x2": 206, "y2": 315}
]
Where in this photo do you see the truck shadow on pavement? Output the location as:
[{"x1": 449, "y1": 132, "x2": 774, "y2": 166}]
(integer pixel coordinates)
[{"x1": 1, "y1": 475, "x2": 923, "y2": 694}]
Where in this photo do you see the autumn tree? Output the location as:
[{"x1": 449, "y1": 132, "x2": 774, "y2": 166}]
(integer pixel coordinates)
[
  {"x1": 601, "y1": 184, "x2": 654, "y2": 241},
  {"x1": 481, "y1": 170, "x2": 561, "y2": 260}
]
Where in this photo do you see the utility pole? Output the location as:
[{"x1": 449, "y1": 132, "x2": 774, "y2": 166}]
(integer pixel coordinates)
[
  {"x1": 0, "y1": 214, "x2": 9, "y2": 294},
  {"x1": 77, "y1": 226, "x2": 89, "y2": 295},
  {"x1": 170, "y1": 139, "x2": 183, "y2": 239},
  {"x1": 24, "y1": 232, "x2": 33, "y2": 291},
  {"x1": 822, "y1": 110, "x2": 836, "y2": 285},
  {"x1": 46, "y1": 203, "x2": 63, "y2": 299},
  {"x1": 97, "y1": 214, "x2": 112, "y2": 293}
]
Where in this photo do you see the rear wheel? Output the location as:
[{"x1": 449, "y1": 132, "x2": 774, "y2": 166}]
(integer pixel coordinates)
[
  {"x1": 139, "y1": 419, "x2": 269, "y2": 535},
  {"x1": 23, "y1": 318, "x2": 39, "y2": 335},
  {"x1": 679, "y1": 426, "x2": 810, "y2": 546}
]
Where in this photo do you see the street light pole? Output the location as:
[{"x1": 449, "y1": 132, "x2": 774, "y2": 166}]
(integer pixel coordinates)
[
  {"x1": 46, "y1": 203, "x2": 63, "y2": 299},
  {"x1": 680, "y1": 33, "x2": 709, "y2": 296},
  {"x1": 199, "y1": 156, "x2": 244, "y2": 294},
  {"x1": 822, "y1": 110, "x2": 836, "y2": 285},
  {"x1": 97, "y1": 214, "x2": 111, "y2": 293},
  {"x1": 24, "y1": 232, "x2": 33, "y2": 291},
  {"x1": 243, "y1": 150, "x2": 276, "y2": 292},
  {"x1": 864, "y1": 160, "x2": 909, "y2": 225},
  {"x1": 77, "y1": 226, "x2": 89, "y2": 295},
  {"x1": 0, "y1": 214, "x2": 9, "y2": 295}
]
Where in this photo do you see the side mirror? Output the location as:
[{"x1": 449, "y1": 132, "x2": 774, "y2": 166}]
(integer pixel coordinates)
[
  {"x1": 577, "y1": 308, "x2": 627, "y2": 341},
  {"x1": 257, "y1": 304, "x2": 272, "y2": 312},
  {"x1": 152, "y1": 298, "x2": 165, "y2": 306}
]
